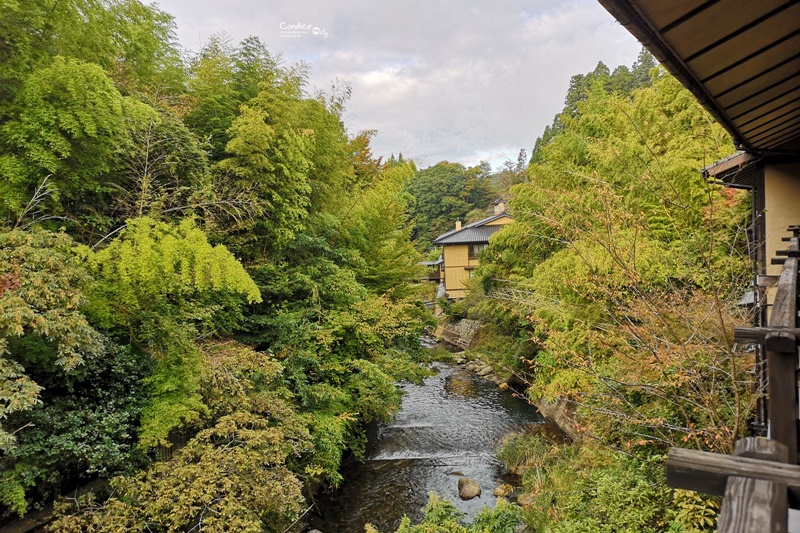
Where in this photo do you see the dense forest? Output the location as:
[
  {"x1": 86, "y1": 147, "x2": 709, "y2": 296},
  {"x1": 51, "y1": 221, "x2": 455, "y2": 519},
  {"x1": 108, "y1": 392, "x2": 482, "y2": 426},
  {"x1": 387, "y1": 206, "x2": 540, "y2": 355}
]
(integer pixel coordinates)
[
  {"x1": 0, "y1": 1, "x2": 433, "y2": 530},
  {"x1": 0, "y1": 1, "x2": 753, "y2": 532}
]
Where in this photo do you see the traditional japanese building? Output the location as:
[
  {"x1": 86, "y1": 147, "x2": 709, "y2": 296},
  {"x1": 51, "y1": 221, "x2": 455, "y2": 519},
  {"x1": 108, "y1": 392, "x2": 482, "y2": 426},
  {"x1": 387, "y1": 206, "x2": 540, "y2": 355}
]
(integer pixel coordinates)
[{"x1": 433, "y1": 206, "x2": 512, "y2": 299}]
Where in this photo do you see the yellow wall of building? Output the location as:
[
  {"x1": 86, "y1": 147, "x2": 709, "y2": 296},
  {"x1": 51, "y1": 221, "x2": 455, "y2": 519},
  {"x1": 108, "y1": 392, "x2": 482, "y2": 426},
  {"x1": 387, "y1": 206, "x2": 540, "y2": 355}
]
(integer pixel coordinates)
[
  {"x1": 442, "y1": 244, "x2": 478, "y2": 299},
  {"x1": 765, "y1": 162, "x2": 800, "y2": 277},
  {"x1": 485, "y1": 216, "x2": 513, "y2": 227},
  {"x1": 763, "y1": 162, "x2": 800, "y2": 316}
]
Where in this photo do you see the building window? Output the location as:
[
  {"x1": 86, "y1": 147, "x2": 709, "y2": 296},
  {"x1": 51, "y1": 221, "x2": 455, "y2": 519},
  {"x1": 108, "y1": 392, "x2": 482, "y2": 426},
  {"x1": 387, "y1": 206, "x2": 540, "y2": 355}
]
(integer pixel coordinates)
[{"x1": 468, "y1": 243, "x2": 488, "y2": 260}]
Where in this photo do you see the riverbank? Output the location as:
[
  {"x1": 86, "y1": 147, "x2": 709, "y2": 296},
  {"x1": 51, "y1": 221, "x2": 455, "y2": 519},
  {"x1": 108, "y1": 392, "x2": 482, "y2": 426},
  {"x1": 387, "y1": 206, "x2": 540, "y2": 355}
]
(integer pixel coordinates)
[{"x1": 302, "y1": 360, "x2": 543, "y2": 533}]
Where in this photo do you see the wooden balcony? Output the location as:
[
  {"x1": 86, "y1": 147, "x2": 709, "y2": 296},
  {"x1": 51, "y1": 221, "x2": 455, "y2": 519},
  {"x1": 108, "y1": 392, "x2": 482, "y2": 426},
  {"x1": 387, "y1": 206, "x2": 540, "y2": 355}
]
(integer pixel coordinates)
[{"x1": 667, "y1": 226, "x2": 800, "y2": 532}]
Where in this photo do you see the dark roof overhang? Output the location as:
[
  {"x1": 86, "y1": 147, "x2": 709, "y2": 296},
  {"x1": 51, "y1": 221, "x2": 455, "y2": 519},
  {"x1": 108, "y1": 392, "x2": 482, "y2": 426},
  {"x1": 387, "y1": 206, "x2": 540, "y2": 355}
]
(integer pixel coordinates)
[
  {"x1": 702, "y1": 151, "x2": 761, "y2": 188},
  {"x1": 434, "y1": 225, "x2": 504, "y2": 246},
  {"x1": 433, "y1": 213, "x2": 513, "y2": 245},
  {"x1": 598, "y1": 0, "x2": 800, "y2": 156}
]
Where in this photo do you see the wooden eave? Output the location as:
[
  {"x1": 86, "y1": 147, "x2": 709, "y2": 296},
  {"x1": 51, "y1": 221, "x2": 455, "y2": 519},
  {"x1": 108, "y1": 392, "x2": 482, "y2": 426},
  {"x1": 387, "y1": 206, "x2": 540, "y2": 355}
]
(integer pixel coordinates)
[
  {"x1": 598, "y1": 0, "x2": 800, "y2": 156},
  {"x1": 702, "y1": 151, "x2": 761, "y2": 188}
]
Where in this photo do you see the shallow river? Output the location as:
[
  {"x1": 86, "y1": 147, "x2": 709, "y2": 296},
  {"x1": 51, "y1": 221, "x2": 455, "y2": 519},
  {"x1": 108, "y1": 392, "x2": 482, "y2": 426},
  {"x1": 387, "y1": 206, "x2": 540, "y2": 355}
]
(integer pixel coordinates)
[{"x1": 307, "y1": 362, "x2": 544, "y2": 532}]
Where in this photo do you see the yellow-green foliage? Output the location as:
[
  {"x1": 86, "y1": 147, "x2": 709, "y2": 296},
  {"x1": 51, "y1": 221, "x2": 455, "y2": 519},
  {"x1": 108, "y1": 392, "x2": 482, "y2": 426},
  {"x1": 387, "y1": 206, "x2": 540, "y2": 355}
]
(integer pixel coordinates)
[
  {"x1": 89, "y1": 217, "x2": 260, "y2": 325},
  {"x1": 394, "y1": 493, "x2": 470, "y2": 533},
  {"x1": 273, "y1": 292, "x2": 431, "y2": 485},
  {"x1": 214, "y1": 76, "x2": 315, "y2": 254},
  {"x1": 498, "y1": 432, "x2": 673, "y2": 533},
  {"x1": 49, "y1": 341, "x2": 313, "y2": 533},
  {"x1": 476, "y1": 69, "x2": 753, "y2": 453},
  {"x1": 50, "y1": 413, "x2": 307, "y2": 533},
  {"x1": 669, "y1": 490, "x2": 720, "y2": 532},
  {"x1": 85, "y1": 217, "x2": 261, "y2": 446},
  {"x1": 470, "y1": 66, "x2": 753, "y2": 532},
  {"x1": 0, "y1": 228, "x2": 105, "y2": 516},
  {"x1": 0, "y1": 57, "x2": 154, "y2": 216},
  {"x1": 340, "y1": 161, "x2": 424, "y2": 293},
  {"x1": 389, "y1": 492, "x2": 522, "y2": 533}
]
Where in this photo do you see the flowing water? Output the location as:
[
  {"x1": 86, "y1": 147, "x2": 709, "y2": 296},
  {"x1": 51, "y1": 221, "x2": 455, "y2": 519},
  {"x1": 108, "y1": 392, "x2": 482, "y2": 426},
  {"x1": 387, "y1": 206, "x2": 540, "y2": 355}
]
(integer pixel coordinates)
[{"x1": 307, "y1": 362, "x2": 544, "y2": 532}]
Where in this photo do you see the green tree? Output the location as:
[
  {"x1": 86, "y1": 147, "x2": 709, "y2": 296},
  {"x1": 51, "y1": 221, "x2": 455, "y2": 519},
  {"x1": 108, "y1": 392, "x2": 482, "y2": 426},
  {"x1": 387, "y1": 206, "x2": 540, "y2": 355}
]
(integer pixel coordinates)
[
  {"x1": 184, "y1": 35, "x2": 281, "y2": 161},
  {"x1": 0, "y1": 57, "x2": 152, "y2": 220},
  {"x1": 0, "y1": 229, "x2": 103, "y2": 515},
  {"x1": 49, "y1": 342, "x2": 314, "y2": 533},
  {"x1": 406, "y1": 161, "x2": 471, "y2": 247},
  {"x1": 105, "y1": 0, "x2": 184, "y2": 94},
  {"x1": 112, "y1": 103, "x2": 211, "y2": 227},
  {"x1": 340, "y1": 159, "x2": 423, "y2": 292},
  {"x1": 530, "y1": 49, "x2": 656, "y2": 164},
  {"x1": 214, "y1": 75, "x2": 314, "y2": 257},
  {"x1": 406, "y1": 160, "x2": 499, "y2": 248},
  {"x1": 2, "y1": 341, "x2": 151, "y2": 518},
  {"x1": 184, "y1": 35, "x2": 242, "y2": 161},
  {"x1": 470, "y1": 67, "x2": 748, "y2": 531},
  {"x1": 0, "y1": 0, "x2": 182, "y2": 106}
]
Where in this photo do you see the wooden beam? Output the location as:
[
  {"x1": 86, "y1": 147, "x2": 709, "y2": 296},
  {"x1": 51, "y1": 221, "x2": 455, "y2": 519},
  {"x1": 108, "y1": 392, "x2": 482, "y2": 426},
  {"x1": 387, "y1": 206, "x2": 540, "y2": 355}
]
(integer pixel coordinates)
[
  {"x1": 771, "y1": 257, "x2": 798, "y2": 329},
  {"x1": 666, "y1": 447, "x2": 800, "y2": 498},
  {"x1": 717, "y1": 438, "x2": 789, "y2": 533},
  {"x1": 767, "y1": 332, "x2": 798, "y2": 354},
  {"x1": 758, "y1": 275, "x2": 780, "y2": 288},
  {"x1": 735, "y1": 328, "x2": 800, "y2": 344}
]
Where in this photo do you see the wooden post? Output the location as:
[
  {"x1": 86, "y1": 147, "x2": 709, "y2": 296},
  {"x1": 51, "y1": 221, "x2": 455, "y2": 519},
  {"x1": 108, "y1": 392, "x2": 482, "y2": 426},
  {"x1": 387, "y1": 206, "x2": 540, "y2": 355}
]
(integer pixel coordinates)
[
  {"x1": 717, "y1": 438, "x2": 789, "y2": 532},
  {"x1": 765, "y1": 254, "x2": 799, "y2": 463}
]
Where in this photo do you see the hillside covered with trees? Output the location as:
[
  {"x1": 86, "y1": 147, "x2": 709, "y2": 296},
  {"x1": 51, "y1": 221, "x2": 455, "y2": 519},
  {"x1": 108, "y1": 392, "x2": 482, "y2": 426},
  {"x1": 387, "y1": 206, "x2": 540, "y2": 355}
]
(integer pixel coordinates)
[
  {"x1": 0, "y1": 1, "x2": 432, "y2": 530},
  {"x1": 442, "y1": 54, "x2": 753, "y2": 531}
]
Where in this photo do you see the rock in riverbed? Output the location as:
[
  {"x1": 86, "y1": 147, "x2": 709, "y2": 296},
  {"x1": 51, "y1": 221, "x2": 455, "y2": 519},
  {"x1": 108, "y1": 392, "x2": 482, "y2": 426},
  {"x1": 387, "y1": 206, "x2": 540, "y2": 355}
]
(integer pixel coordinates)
[
  {"x1": 517, "y1": 493, "x2": 535, "y2": 506},
  {"x1": 458, "y1": 477, "x2": 481, "y2": 500},
  {"x1": 477, "y1": 366, "x2": 494, "y2": 376},
  {"x1": 493, "y1": 483, "x2": 513, "y2": 497}
]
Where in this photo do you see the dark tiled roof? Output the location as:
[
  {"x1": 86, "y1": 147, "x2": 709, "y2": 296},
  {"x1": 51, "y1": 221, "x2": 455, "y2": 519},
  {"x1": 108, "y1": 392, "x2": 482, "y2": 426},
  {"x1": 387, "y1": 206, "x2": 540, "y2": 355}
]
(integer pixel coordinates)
[
  {"x1": 433, "y1": 213, "x2": 512, "y2": 245},
  {"x1": 435, "y1": 225, "x2": 504, "y2": 245},
  {"x1": 419, "y1": 257, "x2": 444, "y2": 266}
]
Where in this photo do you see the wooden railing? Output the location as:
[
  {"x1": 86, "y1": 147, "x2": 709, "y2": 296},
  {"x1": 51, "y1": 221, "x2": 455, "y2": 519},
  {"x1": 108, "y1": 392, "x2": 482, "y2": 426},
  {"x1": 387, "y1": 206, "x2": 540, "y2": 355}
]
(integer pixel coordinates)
[{"x1": 666, "y1": 227, "x2": 800, "y2": 532}]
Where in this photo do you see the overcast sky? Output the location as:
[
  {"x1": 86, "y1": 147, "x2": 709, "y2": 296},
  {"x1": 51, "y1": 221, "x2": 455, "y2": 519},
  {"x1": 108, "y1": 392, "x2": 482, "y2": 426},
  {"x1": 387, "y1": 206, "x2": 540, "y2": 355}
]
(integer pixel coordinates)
[{"x1": 153, "y1": 0, "x2": 643, "y2": 170}]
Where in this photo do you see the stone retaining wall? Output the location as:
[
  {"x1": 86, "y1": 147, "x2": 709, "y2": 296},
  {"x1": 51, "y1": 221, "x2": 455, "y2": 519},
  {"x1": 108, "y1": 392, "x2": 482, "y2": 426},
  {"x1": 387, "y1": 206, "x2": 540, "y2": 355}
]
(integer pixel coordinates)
[{"x1": 437, "y1": 319, "x2": 482, "y2": 349}]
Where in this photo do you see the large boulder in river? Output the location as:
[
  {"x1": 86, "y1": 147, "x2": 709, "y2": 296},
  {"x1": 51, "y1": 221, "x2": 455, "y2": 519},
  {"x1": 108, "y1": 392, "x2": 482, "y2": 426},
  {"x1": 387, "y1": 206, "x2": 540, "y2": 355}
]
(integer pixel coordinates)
[{"x1": 458, "y1": 477, "x2": 481, "y2": 500}]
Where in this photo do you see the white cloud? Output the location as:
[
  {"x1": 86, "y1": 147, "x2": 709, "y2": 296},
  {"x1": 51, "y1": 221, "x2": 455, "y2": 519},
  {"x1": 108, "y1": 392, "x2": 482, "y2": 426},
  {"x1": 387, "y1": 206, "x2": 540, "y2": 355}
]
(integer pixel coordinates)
[{"x1": 155, "y1": 0, "x2": 642, "y2": 169}]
